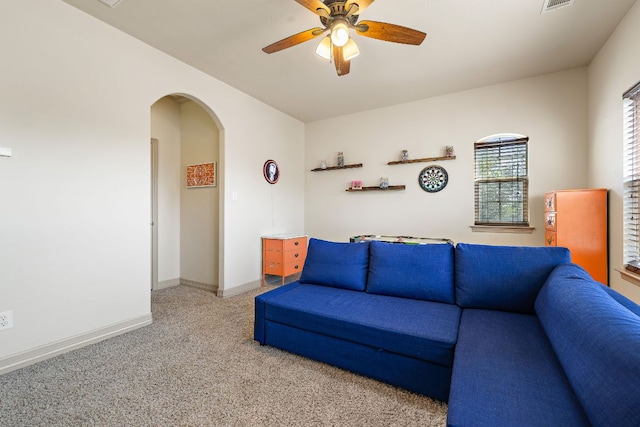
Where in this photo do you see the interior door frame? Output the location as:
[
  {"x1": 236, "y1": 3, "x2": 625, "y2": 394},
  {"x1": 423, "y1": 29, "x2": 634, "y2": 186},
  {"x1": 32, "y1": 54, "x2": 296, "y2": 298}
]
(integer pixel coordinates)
[{"x1": 150, "y1": 138, "x2": 159, "y2": 290}]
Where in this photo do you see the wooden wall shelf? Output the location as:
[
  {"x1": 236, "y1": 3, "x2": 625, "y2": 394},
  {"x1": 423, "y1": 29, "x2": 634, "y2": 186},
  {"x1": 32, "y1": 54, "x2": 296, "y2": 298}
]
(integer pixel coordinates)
[
  {"x1": 387, "y1": 156, "x2": 456, "y2": 165},
  {"x1": 346, "y1": 185, "x2": 406, "y2": 192},
  {"x1": 311, "y1": 163, "x2": 363, "y2": 172}
]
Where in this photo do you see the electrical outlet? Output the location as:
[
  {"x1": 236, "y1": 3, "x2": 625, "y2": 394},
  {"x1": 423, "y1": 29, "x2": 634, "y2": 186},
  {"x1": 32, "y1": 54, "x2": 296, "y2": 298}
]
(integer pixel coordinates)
[{"x1": 0, "y1": 311, "x2": 13, "y2": 330}]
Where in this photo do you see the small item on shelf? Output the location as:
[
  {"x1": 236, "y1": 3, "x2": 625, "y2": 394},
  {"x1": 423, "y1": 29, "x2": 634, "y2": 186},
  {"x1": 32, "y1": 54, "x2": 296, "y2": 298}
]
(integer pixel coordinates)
[
  {"x1": 350, "y1": 180, "x2": 363, "y2": 190},
  {"x1": 379, "y1": 177, "x2": 389, "y2": 189},
  {"x1": 337, "y1": 151, "x2": 344, "y2": 167},
  {"x1": 445, "y1": 146, "x2": 455, "y2": 157},
  {"x1": 401, "y1": 150, "x2": 409, "y2": 162},
  {"x1": 320, "y1": 160, "x2": 327, "y2": 169}
]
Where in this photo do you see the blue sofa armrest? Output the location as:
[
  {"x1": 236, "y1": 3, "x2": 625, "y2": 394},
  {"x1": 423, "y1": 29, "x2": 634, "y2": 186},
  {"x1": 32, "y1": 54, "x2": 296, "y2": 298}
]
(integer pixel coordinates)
[
  {"x1": 536, "y1": 264, "x2": 640, "y2": 426},
  {"x1": 254, "y1": 282, "x2": 302, "y2": 344}
]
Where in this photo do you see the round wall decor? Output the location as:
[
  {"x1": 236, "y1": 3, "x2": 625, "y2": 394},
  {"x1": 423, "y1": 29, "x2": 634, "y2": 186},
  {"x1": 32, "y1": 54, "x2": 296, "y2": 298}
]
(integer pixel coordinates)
[
  {"x1": 263, "y1": 160, "x2": 280, "y2": 184},
  {"x1": 418, "y1": 165, "x2": 448, "y2": 192}
]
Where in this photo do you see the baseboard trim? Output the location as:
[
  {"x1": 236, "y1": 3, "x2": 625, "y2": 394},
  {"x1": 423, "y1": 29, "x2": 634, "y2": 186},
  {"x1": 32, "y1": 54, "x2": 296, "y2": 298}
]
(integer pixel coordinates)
[
  {"x1": 180, "y1": 278, "x2": 217, "y2": 294},
  {"x1": 218, "y1": 280, "x2": 261, "y2": 298},
  {"x1": 0, "y1": 313, "x2": 153, "y2": 376},
  {"x1": 157, "y1": 278, "x2": 180, "y2": 290}
]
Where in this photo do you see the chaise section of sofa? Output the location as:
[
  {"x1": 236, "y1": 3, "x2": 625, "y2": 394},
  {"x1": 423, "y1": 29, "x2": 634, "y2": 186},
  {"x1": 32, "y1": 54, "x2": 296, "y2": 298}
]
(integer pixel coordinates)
[
  {"x1": 446, "y1": 243, "x2": 590, "y2": 426},
  {"x1": 255, "y1": 238, "x2": 460, "y2": 402},
  {"x1": 447, "y1": 309, "x2": 589, "y2": 427}
]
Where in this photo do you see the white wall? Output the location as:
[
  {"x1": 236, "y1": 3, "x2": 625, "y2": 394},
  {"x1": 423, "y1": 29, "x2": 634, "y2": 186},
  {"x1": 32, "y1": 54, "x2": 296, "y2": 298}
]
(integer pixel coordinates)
[
  {"x1": 305, "y1": 68, "x2": 588, "y2": 246},
  {"x1": 180, "y1": 100, "x2": 219, "y2": 288},
  {"x1": 0, "y1": 0, "x2": 304, "y2": 367},
  {"x1": 150, "y1": 98, "x2": 182, "y2": 284},
  {"x1": 587, "y1": 0, "x2": 640, "y2": 303}
]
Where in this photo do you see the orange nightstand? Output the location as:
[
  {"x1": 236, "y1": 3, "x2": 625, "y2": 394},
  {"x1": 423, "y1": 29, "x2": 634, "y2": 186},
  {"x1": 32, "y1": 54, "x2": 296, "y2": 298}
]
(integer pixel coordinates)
[{"x1": 262, "y1": 235, "x2": 308, "y2": 286}]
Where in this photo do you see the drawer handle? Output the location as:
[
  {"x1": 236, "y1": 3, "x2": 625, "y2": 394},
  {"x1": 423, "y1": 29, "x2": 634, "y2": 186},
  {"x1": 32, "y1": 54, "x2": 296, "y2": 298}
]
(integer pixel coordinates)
[
  {"x1": 294, "y1": 241, "x2": 299, "y2": 246},
  {"x1": 295, "y1": 253, "x2": 299, "y2": 258},
  {"x1": 294, "y1": 265, "x2": 299, "y2": 269},
  {"x1": 547, "y1": 218, "x2": 553, "y2": 225},
  {"x1": 547, "y1": 238, "x2": 553, "y2": 244}
]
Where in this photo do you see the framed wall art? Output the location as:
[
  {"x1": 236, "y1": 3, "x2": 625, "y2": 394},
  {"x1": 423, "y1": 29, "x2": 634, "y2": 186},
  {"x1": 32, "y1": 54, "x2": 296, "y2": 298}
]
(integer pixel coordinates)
[{"x1": 186, "y1": 162, "x2": 216, "y2": 188}]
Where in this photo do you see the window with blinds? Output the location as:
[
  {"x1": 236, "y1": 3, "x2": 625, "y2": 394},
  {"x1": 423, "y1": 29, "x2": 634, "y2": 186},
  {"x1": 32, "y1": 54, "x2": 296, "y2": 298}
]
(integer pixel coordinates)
[
  {"x1": 623, "y1": 80, "x2": 640, "y2": 273},
  {"x1": 474, "y1": 135, "x2": 529, "y2": 226}
]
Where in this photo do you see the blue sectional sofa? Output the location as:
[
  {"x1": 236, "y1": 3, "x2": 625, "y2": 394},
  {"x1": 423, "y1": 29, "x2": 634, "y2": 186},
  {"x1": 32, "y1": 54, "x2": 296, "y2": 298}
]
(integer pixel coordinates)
[{"x1": 254, "y1": 238, "x2": 640, "y2": 426}]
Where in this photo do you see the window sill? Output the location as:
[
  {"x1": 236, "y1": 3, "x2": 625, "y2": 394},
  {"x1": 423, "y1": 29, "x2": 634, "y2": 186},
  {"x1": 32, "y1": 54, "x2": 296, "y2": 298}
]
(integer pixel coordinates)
[
  {"x1": 470, "y1": 225, "x2": 535, "y2": 234},
  {"x1": 618, "y1": 268, "x2": 640, "y2": 288}
]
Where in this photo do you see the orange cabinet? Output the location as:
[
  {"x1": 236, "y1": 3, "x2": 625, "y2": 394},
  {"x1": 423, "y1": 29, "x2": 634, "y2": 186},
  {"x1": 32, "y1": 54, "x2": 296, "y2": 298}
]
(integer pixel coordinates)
[
  {"x1": 544, "y1": 189, "x2": 608, "y2": 284},
  {"x1": 262, "y1": 235, "x2": 307, "y2": 285}
]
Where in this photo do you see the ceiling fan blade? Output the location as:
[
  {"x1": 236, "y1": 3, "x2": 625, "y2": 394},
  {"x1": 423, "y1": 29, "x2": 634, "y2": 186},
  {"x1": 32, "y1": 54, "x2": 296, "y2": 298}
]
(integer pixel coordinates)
[
  {"x1": 262, "y1": 28, "x2": 325, "y2": 54},
  {"x1": 345, "y1": 0, "x2": 374, "y2": 16},
  {"x1": 333, "y1": 45, "x2": 351, "y2": 76},
  {"x1": 355, "y1": 20, "x2": 426, "y2": 45},
  {"x1": 295, "y1": 0, "x2": 331, "y2": 16}
]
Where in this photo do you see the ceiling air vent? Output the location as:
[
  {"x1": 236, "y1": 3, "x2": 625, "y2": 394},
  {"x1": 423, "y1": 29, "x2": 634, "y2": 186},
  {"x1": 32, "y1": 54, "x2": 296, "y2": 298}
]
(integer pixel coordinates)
[
  {"x1": 541, "y1": 0, "x2": 575, "y2": 14},
  {"x1": 98, "y1": 0, "x2": 122, "y2": 7}
]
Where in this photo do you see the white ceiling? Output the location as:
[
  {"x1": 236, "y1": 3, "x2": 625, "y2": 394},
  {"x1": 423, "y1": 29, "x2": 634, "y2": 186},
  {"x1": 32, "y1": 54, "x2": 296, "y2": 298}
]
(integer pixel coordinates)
[{"x1": 61, "y1": 0, "x2": 637, "y2": 122}]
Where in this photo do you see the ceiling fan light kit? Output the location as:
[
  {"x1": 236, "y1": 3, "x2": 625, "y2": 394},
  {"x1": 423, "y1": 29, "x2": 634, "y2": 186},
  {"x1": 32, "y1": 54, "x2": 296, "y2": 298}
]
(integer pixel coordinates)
[
  {"x1": 330, "y1": 21, "x2": 350, "y2": 46},
  {"x1": 342, "y1": 39, "x2": 360, "y2": 60},
  {"x1": 315, "y1": 36, "x2": 332, "y2": 60},
  {"x1": 263, "y1": 0, "x2": 426, "y2": 76}
]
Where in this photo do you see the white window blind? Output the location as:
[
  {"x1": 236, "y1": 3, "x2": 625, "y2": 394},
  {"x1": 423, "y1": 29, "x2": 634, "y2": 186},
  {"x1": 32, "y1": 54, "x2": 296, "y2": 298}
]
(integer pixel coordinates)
[
  {"x1": 474, "y1": 136, "x2": 529, "y2": 226},
  {"x1": 623, "y1": 80, "x2": 640, "y2": 273}
]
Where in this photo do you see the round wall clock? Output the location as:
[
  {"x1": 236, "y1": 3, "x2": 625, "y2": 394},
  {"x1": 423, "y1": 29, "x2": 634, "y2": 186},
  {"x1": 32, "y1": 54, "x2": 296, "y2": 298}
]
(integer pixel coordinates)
[
  {"x1": 418, "y1": 165, "x2": 448, "y2": 192},
  {"x1": 263, "y1": 159, "x2": 280, "y2": 184}
]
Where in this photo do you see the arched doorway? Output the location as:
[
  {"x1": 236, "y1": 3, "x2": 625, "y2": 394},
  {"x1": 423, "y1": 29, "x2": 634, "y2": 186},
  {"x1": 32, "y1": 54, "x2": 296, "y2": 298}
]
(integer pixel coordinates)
[{"x1": 150, "y1": 94, "x2": 223, "y2": 294}]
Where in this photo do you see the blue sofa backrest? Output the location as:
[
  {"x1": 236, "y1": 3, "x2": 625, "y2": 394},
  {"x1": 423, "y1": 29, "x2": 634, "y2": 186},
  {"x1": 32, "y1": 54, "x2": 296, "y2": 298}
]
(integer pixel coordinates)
[
  {"x1": 299, "y1": 238, "x2": 370, "y2": 291},
  {"x1": 455, "y1": 243, "x2": 571, "y2": 313},
  {"x1": 367, "y1": 241, "x2": 455, "y2": 303},
  {"x1": 535, "y1": 264, "x2": 640, "y2": 426}
]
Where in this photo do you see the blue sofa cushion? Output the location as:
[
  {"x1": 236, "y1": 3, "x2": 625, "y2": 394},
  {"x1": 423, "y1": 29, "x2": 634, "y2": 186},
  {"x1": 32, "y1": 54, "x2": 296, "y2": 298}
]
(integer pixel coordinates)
[
  {"x1": 264, "y1": 283, "x2": 461, "y2": 367},
  {"x1": 299, "y1": 238, "x2": 370, "y2": 291},
  {"x1": 447, "y1": 309, "x2": 589, "y2": 427},
  {"x1": 536, "y1": 264, "x2": 640, "y2": 427},
  {"x1": 455, "y1": 243, "x2": 571, "y2": 313},
  {"x1": 366, "y1": 241, "x2": 455, "y2": 303}
]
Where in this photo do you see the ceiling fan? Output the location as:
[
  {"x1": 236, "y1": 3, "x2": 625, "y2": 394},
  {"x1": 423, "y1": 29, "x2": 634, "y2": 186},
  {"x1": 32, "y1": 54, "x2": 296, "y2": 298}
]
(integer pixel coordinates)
[{"x1": 262, "y1": 0, "x2": 426, "y2": 76}]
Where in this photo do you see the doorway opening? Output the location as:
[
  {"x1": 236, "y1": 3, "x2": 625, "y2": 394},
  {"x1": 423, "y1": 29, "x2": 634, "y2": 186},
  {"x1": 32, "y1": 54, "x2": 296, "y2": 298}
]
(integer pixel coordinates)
[{"x1": 150, "y1": 94, "x2": 222, "y2": 294}]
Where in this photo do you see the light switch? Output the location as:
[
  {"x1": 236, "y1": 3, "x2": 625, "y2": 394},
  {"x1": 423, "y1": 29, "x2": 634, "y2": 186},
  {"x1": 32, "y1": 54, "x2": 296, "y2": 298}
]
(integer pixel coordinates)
[
  {"x1": 232, "y1": 191, "x2": 238, "y2": 201},
  {"x1": 0, "y1": 147, "x2": 11, "y2": 157}
]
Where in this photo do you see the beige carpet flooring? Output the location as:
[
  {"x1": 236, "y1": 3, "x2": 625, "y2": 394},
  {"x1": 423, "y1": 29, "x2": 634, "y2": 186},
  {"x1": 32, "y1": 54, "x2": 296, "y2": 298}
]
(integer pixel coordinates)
[{"x1": 0, "y1": 285, "x2": 447, "y2": 426}]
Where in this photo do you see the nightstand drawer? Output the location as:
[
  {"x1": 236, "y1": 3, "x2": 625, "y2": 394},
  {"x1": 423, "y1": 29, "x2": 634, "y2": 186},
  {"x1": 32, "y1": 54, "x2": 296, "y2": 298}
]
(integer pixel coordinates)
[
  {"x1": 264, "y1": 261, "x2": 303, "y2": 276},
  {"x1": 545, "y1": 230, "x2": 557, "y2": 247},
  {"x1": 264, "y1": 237, "x2": 306, "y2": 252},
  {"x1": 545, "y1": 212, "x2": 556, "y2": 230},
  {"x1": 264, "y1": 248, "x2": 306, "y2": 263},
  {"x1": 544, "y1": 192, "x2": 556, "y2": 212}
]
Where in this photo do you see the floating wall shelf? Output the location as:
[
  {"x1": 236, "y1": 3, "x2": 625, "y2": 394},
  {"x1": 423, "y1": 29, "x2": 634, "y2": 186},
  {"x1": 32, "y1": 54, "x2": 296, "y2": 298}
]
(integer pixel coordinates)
[
  {"x1": 311, "y1": 163, "x2": 363, "y2": 172},
  {"x1": 387, "y1": 156, "x2": 456, "y2": 166},
  {"x1": 346, "y1": 185, "x2": 406, "y2": 192}
]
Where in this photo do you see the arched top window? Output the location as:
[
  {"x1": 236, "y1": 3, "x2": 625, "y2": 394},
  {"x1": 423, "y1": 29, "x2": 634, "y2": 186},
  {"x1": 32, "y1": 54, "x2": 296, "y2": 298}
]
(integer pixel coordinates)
[
  {"x1": 476, "y1": 133, "x2": 528, "y2": 144},
  {"x1": 474, "y1": 133, "x2": 529, "y2": 227}
]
